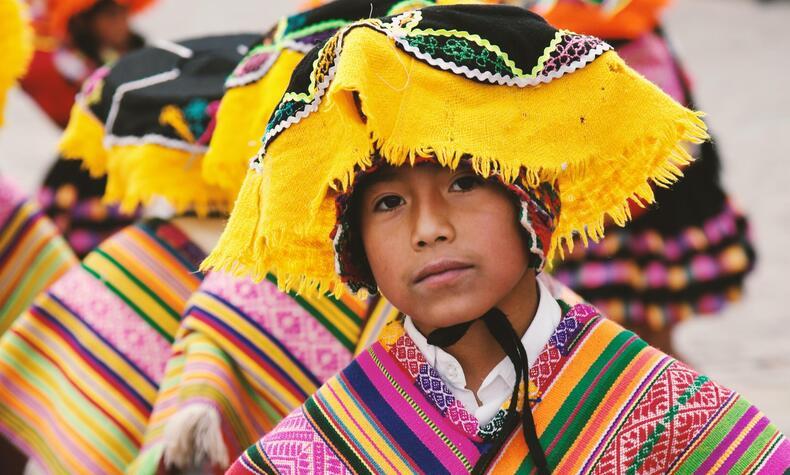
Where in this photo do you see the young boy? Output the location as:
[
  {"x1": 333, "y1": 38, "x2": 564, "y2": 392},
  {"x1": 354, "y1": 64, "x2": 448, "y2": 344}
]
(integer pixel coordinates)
[{"x1": 206, "y1": 4, "x2": 790, "y2": 473}]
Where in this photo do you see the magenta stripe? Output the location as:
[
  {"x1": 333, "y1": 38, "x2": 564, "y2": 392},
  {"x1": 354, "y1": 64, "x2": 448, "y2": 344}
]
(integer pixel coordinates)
[
  {"x1": 696, "y1": 403, "x2": 759, "y2": 473},
  {"x1": 0, "y1": 356, "x2": 105, "y2": 472},
  {"x1": 756, "y1": 436, "x2": 790, "y2": 473},
  {"x1": 355, "y1": 351, "x2": 461, "y2": 472},
  {"x1": 367, "y1": 344, "x2": 481, "y2": 467},
  {"x1": 322, "y1": 375, "x2": 402, "y2": 473},
  {"x1": 667, "y1": 392, "x2": 737, "y2": 472},
  {"x1": 114, "y1": 232, "x2": 193, "y2": 296},
  {"x1": 718, "y1": 414, "x2": 770, "y2": 474}
]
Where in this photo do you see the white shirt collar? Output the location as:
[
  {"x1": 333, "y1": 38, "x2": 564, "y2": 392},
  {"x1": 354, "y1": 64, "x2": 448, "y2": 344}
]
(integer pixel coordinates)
[{"x1": 403, "y1": 278, "x2": 562, "y2": 426}]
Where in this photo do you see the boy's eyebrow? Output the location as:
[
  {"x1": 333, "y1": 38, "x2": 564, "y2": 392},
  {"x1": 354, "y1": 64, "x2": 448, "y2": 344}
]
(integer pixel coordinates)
[{"x1": 361, "y1": 167, "x2": 400, "y2": 187}]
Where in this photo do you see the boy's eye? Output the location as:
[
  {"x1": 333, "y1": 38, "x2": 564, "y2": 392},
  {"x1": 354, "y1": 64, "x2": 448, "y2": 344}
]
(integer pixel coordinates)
[
  {"x1": 373, "y1": 195, "x2": 404, "y2": 212},
  {"x1": 450, "y1": 175, "x2": 483, "y2": 192}
]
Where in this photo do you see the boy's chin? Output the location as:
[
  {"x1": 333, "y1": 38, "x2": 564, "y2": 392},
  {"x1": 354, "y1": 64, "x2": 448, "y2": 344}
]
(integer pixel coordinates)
[{"x1": 409, "y1": 293, "x2": 500, "y2": 332}]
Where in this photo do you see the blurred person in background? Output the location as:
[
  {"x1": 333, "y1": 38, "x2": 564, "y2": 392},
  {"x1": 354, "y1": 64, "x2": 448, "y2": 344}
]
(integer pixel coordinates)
[
  {"x1": 21, "y1": 0, "x2": 150, "y2": 127},
  {"x1": 19, "y1": 0, "x2": 155, "y2": 258},
  {"x1": 523, "y1": 0, "x2": 757, "y2": 357},
  {"x1": 0, "y1": 33, "x2": 260, "y2": 474}
]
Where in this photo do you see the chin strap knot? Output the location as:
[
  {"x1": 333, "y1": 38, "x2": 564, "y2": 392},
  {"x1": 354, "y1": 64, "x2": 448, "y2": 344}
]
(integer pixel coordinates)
[{"x1": 427, "y1": 309, "x2": 550, "y2": 474}]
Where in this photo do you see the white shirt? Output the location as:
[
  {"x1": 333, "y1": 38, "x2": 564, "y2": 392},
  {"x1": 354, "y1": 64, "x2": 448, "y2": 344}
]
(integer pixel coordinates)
[{"x1": 403, "y1": 279, "x2": 561, "y2": 426}]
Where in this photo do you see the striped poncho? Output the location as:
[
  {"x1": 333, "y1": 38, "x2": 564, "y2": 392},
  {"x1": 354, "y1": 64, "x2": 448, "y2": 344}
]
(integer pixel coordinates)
[
  {"x1": 0, "y1": 176, "x2": 77, "y2": 332},
  {"x1": 0, "y1": 219, "x2": 205, "y2": 474},
  {"x1": 130, "y1": 272, "x2": 393, "y2": 473},
  {"x1": 229, "y1": 303, "x2": 790, "y2": 474}
]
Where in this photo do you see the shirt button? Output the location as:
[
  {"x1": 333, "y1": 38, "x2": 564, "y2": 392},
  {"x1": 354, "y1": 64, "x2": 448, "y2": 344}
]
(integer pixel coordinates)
[{"x1": 446, "y1": 366, "x2": 460, "y2": 381}]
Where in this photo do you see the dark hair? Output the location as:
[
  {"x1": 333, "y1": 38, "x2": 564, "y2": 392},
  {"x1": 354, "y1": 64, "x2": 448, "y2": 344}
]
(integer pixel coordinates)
[{"x1": 67, "y1": 0, "x2": 144, "y2": 63}]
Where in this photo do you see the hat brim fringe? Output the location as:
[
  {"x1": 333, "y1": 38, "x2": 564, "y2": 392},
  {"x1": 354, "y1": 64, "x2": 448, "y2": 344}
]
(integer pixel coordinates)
[
  {"x1": 103, "y1": 144, "x2": 231, "y2": 216},
  {"x1": 203, "y1": 31, "x2": 709, "y2": 298},
  {"x1": 59, "y1": 103, "x2": 109, "y2": 177}
]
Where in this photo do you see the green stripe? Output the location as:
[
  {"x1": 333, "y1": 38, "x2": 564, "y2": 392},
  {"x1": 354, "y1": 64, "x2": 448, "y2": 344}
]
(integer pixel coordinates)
[
  {"x1": 0, "y1": 238, "x2": 71, "y2": 323},
  {"x1": 748, "y1": 432, "x2": 785, "y2": 475},
  {"x1": 137, "y1": 221, "x2": 203, "y2": 273},
  {"x1": 81, "y1": 261, "x2": 173, "y2": 342},
  {"x1": 304, "y1": 392, "x2": 373, "y2": 474},
  {"x1": 0, "y1": 331, "x2": 137, "y2": 467},
  {"x1": 94, "y1": 246, "x2": 182, "y2": 317},
  {"x1": 731, "y1": 422, "x2": 783, "y2": 474},
  {"x1": 284, "y1": 19, "x2": 349, "y2": 41},
  {"x1": 587, "y1": 359, "x2": 673, "y2": 470},
  {"x1": 388, "y1": 0, "x2": 436, "y2": 15},
  {"x1": 518, "y1": 329, "x2": 646, "y2": 473},
  {"x1": 265, "y1": 274, "x2": 357, "y2": 351},
  {"x1": 368, "y1": 348, "x2": 471, "y2": 471},
  {"x1": 179, "y1": 338, "x2": 285, "y2": 443},
  {"x1": 672, "y1": 396, "x2": 749, "y2": 473},
  {"x1": 242, "y1": 436, "x2": 273, "y2": 473},
  {"x1": 626, "y1": 375, "x2": 710, "y2": 474}
]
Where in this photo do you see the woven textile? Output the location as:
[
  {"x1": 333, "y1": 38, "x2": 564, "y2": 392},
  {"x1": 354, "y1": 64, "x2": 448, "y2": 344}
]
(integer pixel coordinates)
[
  {"x1": 0, "y1": 219, "x2": 205, "y2": 474},
  {"x1": 0, "y1": 176, "x2": 77, "y2": 334},
  {"x1": 228, "y1": 302, "x2": 790, "y2": 474},
  {"x1": 129, "y1": 271, "x2": 386, "y2": 472}
]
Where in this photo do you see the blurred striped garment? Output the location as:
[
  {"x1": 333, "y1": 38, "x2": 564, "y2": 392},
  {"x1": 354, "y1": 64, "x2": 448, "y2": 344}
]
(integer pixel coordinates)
[{"x1": 0, "y1": 219, "x2": 204, "y2": 474}]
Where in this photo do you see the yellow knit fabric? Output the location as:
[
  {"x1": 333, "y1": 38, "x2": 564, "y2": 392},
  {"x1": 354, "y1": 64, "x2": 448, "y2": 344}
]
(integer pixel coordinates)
[
  {"x1": 201, "y1": 49, "x2": 305, "y2": 200},
  {"x1": 0, "y1": 0, "x2": 33, "y2": 126},
  {"x1": 204, "y1": 21, "x2": 707, "y2": 295},
  {"x1": 59, "y1": 104, "x2": 108, "y2": 176},
  {"x1": 202, "y1": 1, "x2": 480, "y2": 200},
  {"x1": 59, "y1": 103, "x2": 230, "y2": 215},
  {"x1": 103, "y1": 144, "x2": 230, "y2": 215}
]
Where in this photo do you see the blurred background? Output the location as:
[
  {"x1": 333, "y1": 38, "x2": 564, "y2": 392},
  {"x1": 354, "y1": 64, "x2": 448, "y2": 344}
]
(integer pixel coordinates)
[{"x1": 1, "y1": 0, "x2": 788, "y2": 433}]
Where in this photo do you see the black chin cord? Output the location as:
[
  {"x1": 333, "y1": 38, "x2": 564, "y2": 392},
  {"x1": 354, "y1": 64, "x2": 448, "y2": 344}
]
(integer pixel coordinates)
[{"x1": 427, "y1": 309, "x2": 550, "y2": 474}]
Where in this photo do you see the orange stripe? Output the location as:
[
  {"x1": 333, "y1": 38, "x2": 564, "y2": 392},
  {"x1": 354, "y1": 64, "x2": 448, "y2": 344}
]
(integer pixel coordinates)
[
  {"x1": 555, "y1": 348, "x2": 664, "y2": 472},
  {"x1": 0, "y1": 337, "x2": 123, "y2": 473},
  {"x1": 99, "y1": 235, "x2": 190, "y2": 311},
  {"x1": 491, "y1": 319, "x2": 618, "y2": 472}
]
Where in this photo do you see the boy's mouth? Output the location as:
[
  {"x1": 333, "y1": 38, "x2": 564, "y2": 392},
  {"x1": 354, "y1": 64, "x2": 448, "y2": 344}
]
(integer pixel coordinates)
[{"x1": 413, "y1": 259, "x2": 474, "y2": 288}]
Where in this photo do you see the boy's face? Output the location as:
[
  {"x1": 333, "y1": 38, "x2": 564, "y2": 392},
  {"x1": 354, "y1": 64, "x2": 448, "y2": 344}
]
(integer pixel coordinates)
[{"x1": 358, "y1": 163, "x2": 533, "y2": 331}]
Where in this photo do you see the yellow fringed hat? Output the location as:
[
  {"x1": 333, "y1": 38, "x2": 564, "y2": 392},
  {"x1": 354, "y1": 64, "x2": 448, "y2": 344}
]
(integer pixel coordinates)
[
  {"x1": 0, "y1": 0, "x2": 34, "y2": 127},
  {"x1": 203, "y1": 4, "x2": 707, "y2": 295},
  {"x1": 203, "y1": 0, "x2": 488, "y2": 201},
  {"x1": 58, "y1": 34, "x2": 260, "y2": 215}
]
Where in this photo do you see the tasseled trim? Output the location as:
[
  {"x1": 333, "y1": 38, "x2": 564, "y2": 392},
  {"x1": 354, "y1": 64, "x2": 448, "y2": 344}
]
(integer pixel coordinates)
[
  {"x1": 59, "y1": 103, "x2": 108, "y2": 176},
  {"x1": 103, "y1": 144, "x2": 231, "y2": 216},
  {"x1": 59, "y1": 103, "x2": 232, "y2": 216},
  {"x1": 162, "y1": 403, "x2": 229, "y2": 471}
]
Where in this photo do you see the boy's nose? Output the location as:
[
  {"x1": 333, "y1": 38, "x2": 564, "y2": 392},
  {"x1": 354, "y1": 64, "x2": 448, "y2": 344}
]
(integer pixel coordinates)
[{"x1": 411, "y1": 196, "x2": 455, "y2": 250}]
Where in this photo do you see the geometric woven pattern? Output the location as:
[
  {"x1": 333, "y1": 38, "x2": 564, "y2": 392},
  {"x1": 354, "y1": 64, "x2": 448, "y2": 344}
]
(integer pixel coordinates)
[
  {"x1": 228, "y1": 299, "x2": 790, "y2": 475},
  {"x1": 592, "y1": 362, "x2": 732, "y2": 474},
  {"x1": 258, "y1": 410, "x2": 350, "y2": 475}
]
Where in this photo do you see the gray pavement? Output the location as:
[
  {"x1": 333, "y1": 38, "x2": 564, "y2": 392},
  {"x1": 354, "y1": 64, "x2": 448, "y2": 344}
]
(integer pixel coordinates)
[{"x1": 0, "y1": 0, "x2": 788, "y2": 433}]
